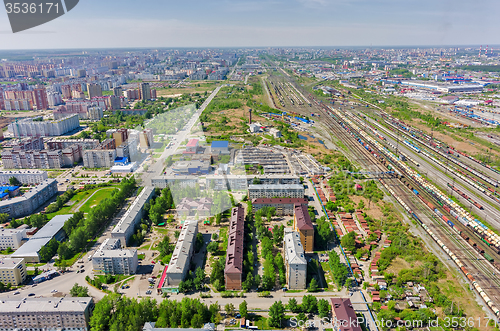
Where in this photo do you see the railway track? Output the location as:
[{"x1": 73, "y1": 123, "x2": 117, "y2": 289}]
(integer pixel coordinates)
[{"x1": 293, "y1": 96, "x2": 500, "y2": 318}]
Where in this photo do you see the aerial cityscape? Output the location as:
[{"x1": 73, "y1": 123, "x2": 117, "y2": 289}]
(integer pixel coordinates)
[{"x1": 0, "y1": 1, "x2": 500, "y2": 331}]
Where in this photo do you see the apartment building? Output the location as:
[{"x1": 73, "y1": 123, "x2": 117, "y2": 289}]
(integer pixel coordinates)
[
  {"x1": 283, "y1": 230, "x2": 307, "y2": 289},
  {"x1": 165, "y1": 220, "x2": 198, "y2": 287},
  {"x1": 0, "y1": 257, "x2": 27, "y2": 285},
  {"x1": 225, "y1": 206, "x2": 245, "y2": 290},
  {"x1": 2, "y1": 144, "x2": 82, "y2": 169},
  {"x1": 0, "y1": 228, "x2": 25, "y2": 250},
  {"x1": 247, "y1": 184, "x2": 305, "y2": 199},
  {"x1": 293, "y1": 203, "x2": 314, "y2": 253},
  {"x1": 83, "y1": 148, "x2": 116, "y2": 168},
  {"x1": 8, "y1": 114, "x2": 80, "y2": 138},
  {"x1": 139, "y1": 129, "x2": 153, "y2": 148},
  {"x1": 0, "y1": 170, "x2": 48, "y2": 185},
  {"x1": 330, "y1": 298, "x2": 362, "y2": 331},
  {"x1": 152, "y1": 176, "x2": 198, "y2": 189},
  {"x1": 0, "y1": 297, "x2": 94, "y2": 331},
  {"x1": 0, "y1": 179, "x2": 58, "y2": 220},
  {"x1": 45, "y1": 138, "x2": 99, "y2": 150},
  {"x1": 111, "y1": 187, "x2": 155, "y2": 246},
  {"x1": 252, "y1": 198, "x2": 308, "y2": 216},
  {"x1": 92, "y1": 238, "x2": 138, "y2": 275}
]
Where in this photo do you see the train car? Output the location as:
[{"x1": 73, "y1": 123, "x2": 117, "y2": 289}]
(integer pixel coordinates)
[{"x1": 484, "y1": 253, "x2": 494, "y2": 263}]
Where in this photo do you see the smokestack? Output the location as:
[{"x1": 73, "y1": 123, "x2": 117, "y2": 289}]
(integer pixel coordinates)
[{"x1": 249, "y1": 109, "x2": 252, "y2": 124}]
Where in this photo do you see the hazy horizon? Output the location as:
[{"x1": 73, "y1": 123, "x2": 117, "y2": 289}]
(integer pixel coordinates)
[{"x1": 0, "y1": 0, "x2": 498, "y2": 50}]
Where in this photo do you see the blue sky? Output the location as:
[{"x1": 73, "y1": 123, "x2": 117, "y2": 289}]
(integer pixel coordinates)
[{"x1": 0, "y1": 0, "x2": 498, "y2": 49}]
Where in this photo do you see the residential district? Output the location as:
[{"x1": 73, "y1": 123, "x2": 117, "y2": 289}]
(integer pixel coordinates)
[{"x1": 0, "y1": 46, "x2": 499, "y2": 331}]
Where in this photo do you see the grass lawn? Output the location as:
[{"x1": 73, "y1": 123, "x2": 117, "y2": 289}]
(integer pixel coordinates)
[{"x1": 78, "y1": 187, "x2": 116, "y2": 214}]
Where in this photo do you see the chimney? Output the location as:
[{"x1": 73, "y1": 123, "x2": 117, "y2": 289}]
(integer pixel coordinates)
[{"x1": 249, "y1": 109, "x2": 252, "y2": 124}]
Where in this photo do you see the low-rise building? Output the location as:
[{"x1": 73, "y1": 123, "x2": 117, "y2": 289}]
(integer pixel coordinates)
[
  {"x1": 12, "y1": 214, "x2": 72, "y2": 263},
  {"x1": 252, "y1": 198, "x2": 308, "y2": 216},
  {"x1": 0, "y1": 228, "x2": 25, "y2": 250},
  {"x1": 165, "y1": 220, "x2": 198, "y2": 287},
  {"x1": 330, "y1": 298, "x2": 362, "y2": 331},
  {"x1": 111, "y1": 186, "x2": 155, "y2": 246},
  {"x1": 92, "y1": 238, "x2": 138, "y2": 275},
  {"x1": 0, "y1": 257, "x2": 27, "y2": 285},
  {"x1": 210, "y1": 141, "x2": 229, "y2": 154},
  {"x1": 248, "y1": 184, "x2": 305, "y2": 199},
  {"x1": 0, "y1": 297, "x2": 94, "y2": 331},
  {"x1": 205, "y1": 174, "x2": 300, "y2": 191},
  {"x1": 225, "y1": 206, "x2": 244, "y2": 290},
  {"x1": 283, "y1": 230, "x2": 307, "y2": 289},
  {"x1": 152, "y1": 176, "x2": 198, "y2": 189},
  {"x1": 293, "y1": 203, "x2": 314, "y2": 253}
]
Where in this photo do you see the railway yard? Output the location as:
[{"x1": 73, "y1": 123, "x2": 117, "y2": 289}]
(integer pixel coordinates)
[{"x1": 259, "y1": 69, "x2": 500, "y2": 321}]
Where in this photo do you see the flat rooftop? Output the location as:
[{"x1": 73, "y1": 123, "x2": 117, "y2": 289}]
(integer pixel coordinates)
[{"x1": 0, "y1": 297, "x2": 92, "y2": 313}]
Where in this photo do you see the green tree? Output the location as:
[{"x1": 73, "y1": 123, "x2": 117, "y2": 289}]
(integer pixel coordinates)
[
  {"x1": 308, "y1": 278, "x2": 319, "y2": 292},
  {"x1": 239, "y1": 300, "x2": 248, "y2": 319},
  {"x1": 340, "y1": 231, "x2": 357, "y2": 253},
  {"x1": 207, "y1": 241, "x2": 219, "y2": 254},
  {"x1": 318, "y1": 299, "x2": 330, "y2": 318},
  {"x1": 287, "y1": 298, "x2": 301, "y2": 313},
  {"x1": 301, "y1": 295, "x2": 318, "y2": 314},
  {"x1": 9, "y1": 177, "x2": 21, "y2": 186},
  {"x1": 225, "y1": 303, "x2": 235, "y2": 316},
  {"x1": 268, "y1": 301, "x2": 285, "y2": 328},
  {"x1": 69, "y1": 283, "x2": 89, "y2": 297},
  {"x1": 0, "y1": 213, "x2": 9, "y2": 224},
  {"x1": 158, "y1": 234, "x2": 173, "y2": 257}
]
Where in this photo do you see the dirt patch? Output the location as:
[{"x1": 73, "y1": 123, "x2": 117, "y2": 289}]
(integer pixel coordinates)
[
  {"x1": 350, "y1": 196, "x2": 384, "y2": 219},
  {"x1": 385, "y1": 257, "x2": 423, "y2": 275}
]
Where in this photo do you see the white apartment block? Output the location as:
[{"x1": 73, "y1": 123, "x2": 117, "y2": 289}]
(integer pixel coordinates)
[
  {"x1": 0, "y1": 228, "x2": 25, "y2": 250},
  {"x1": 0, "y1": 171, "x2": 48, "y2": 185},
  {"x1": 8, "y1": 114, "x2": 80, "y2": 138},
  {"x1": 283, "y1": 231, "x2": 307, "y2": 290},
  {"x1": 247, "y1": 184, "x2": 305, "y2": 199},
  {"x1": 83, "y1": 149, "x2": 116, "y2": 168},
  {"x1": 92, "y1": 238, "x2": 138, "y2": 275},
  {"x1": 0, "y1": 179, "x2": 58, "y2": 218},
  {"x1": 0, "y1": 257, "x2": 27, "y2": 285},
  {"x1": 166, "y1": 220, "x2": 198, "y2": 286},
  {"x1": 0, "y1": 297, "x2": 94, "y2": 331}
]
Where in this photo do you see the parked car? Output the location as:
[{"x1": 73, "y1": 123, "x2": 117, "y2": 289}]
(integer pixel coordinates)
[{"x1": 28, "y1": 293, "x2": 35, "y2": 297}]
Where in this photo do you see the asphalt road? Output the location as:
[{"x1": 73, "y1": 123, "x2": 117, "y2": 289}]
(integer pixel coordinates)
[{"x1": 141, "y1": 85, "x2": 222, "y2": 186}]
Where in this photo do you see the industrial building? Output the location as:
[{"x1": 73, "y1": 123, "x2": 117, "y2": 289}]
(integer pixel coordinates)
[
  {"x1": 234, "y1": 147, "x2": 291, "y2": 174},
  {"x1": 0, "y1": 297, "x2": 94, "y2": 331},
  {"x1": 293, "y1": 204, "x2": 314, "y2": 253},
  {"x1": 0, "y1": 228, "x2": 26, "y2": 250},
  {"x1": 210, "y1": 141, "x2": 229, "y2": 154},
  {"x1": 205, "y1": 174, "x2": 300, "y2": 191},
  {"x1": 0, "y1": 179, "x2": 58, "y2": 219},
  {"x1": 283, "y1": 230, "x2": 307, "y2": 289},
  {"x1": 92, "y1": 238, "x2": 138, "y2": 275},
  {"x1": 0, "y1": 170, "x2": 48, "y2": 185},
  {"x1": 8, "y1": 114, "x2": 80, "y2": 138},
  {"x1": 165, "y1": 220, "x2": 198, "y2": 287},
  {"x1": 12, "y1": 214, "x2": 72, "y2": 263},
  {"x1": 225, "y1": 206, "x2": 245, "y2": 290},
  {"x1": 393, "y1": 79, "x2": 484, "y2": 93},
  {"x1": 248, "y1": 184, "x2": 305, "y2": 199},
  {"x1": 330, "y1": 298, "x2": 362, "y2": 331},
  {"x1": 152, "y1": 176, "x2": 199, "y2": 189},
  {"x1": 0, "y1": 257, "x2": 27, "y2": 285},
  {"x1": 252, "y1": 197, "x2": 308, "y2": 216},
  {"x1": 172, "y1": 160, "x2": 210, "y2": 175},
  {"x1": 111, "y1": 186, "x2": 155, "y2": 246}
]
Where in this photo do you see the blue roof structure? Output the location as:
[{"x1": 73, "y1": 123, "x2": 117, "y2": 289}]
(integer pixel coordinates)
[
  {"x1": 211, "y1": 141, "x2": 229, "y2": 148},
  {"x1": 114, "y1": 157, "x2": 129, "y2": 164},
  {"x1": 0, "y1": 186, "x2": 19, "y2": 199}
]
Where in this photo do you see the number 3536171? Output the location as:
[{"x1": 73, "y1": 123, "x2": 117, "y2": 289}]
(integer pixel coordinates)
[{"x1": 5, "y1": 2, "x2": 59, "y2": 14}]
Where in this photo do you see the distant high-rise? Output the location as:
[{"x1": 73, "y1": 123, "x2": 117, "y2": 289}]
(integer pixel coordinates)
[
  {"x1": 140, "y1": 82, "x2": 151, "y2": 101},
  {"x1": 113, "y1": 86, "x2": 123, "y2": 97},
  {"x1": 87, "y1": 83, "x2": 102, "y2": 99},
  {"x1": 32, "y1": 88, "x2": 49, "y2": 110},
  {"x1": 61, "y1": 85, "x2": 71, "y2": 99},
  {"x1": 77, "y1": 69, "x2": 86, "y2": 78}
]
